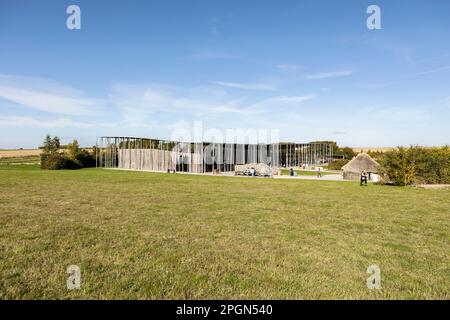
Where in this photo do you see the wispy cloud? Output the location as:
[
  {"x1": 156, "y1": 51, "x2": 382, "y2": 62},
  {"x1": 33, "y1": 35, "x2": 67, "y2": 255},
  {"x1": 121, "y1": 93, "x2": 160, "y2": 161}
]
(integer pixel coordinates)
[
  {"x1": 110, "y1": 83, "x2": 314, "y2": 124},
  {"x1": 0, "y1": 74, "x2": 105, "y2": 116},
  {"x1": 213, "y1": 81, "x2": 277, "y2": 91},
  {"x1": 207, "y1": 17, "x2": 222, "y2": 36},
  {"x1": 412, "y1": 65, "x2": 450, "y2": 77},
  {"x1": 365, "y1": 38, "x2": 416, "y2": 64},
  {"x1": 330, "y1": 131, "x2": 347, "y2": 135},
  {"x1": 250, "y1": 95, "x2": 315, "y2": 109},
  {"x1": 0, "y1": 74, "x2": 315, "y2": 135},
  {"x1": 336, "y1": 35, "x2": 416, "y2": 64},
  {"x1": 277, "y1": 64, "x2": 303, "y2": 71},
  {"x1": 306, "y1": 70, "x2": 352, "y2": 80},
  {"x1": 357, "y1": 65, "x2": 450, "y2": 89},
  {"x1": 444, "y1": 96, "x2": 450, "y2": 107},
  {"x1": 188, "y1": 50, "x2": 241, "y2": 61},
  {"x1": 0, "y1": 116, "x2": 97, "y2": 128},
  {"x1": 109, "y1": 84, "x2": 229, "y2": 122}
]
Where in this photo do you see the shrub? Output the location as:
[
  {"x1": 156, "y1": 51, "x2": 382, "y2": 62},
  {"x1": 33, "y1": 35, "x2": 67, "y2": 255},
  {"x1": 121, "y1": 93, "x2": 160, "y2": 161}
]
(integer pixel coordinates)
[
  {"x1": 41, "y1": 152, "x2": 65, "y2": 170},
  {"x1": 379, "y1": 147, "x2": 416, "y2": 186},
  {"x1": 379, "y1": 146, "x2": 450, "y2": 186},
  {"x1": 40, "y1": 136, "x2": 95, "y2": 170},
  {"x1": 40, "y1": 151, "x2": 82, "y2": 170},
  {"x1": 75, "y1": 150, "x2": 96, "y2": 168},
  {"x1": 67, "y1": 139, "x2": 96, "y2": 167}
]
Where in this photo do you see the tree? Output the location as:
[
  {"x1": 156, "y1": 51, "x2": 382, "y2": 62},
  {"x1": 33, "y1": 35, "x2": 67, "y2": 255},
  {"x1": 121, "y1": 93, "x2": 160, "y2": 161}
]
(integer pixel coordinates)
[
  {"x1": 340, "y1": 147, "x2": 356, "y2": 159},
  {"x1": 327, "y1": 159, "x2": 349, "y2": 170},
  {"x1": 67, "y1": 139, "x2": 81, "y2": 160},
  {"x1": 40, "y1": 136, "x2": 89, "y2": 170},
  {"x1": 42, "y1": 134, "x2": 60, "y2": 154}
]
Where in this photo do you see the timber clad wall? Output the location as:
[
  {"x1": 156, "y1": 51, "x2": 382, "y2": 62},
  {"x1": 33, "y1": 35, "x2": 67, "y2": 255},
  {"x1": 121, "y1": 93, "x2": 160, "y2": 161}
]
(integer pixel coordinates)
[
  {"x1": 118, "y1": 149, "x2": 174, "y2": 172},
  {"x1": 118, "y1": 149, "x2": 203, "y2": 173}
]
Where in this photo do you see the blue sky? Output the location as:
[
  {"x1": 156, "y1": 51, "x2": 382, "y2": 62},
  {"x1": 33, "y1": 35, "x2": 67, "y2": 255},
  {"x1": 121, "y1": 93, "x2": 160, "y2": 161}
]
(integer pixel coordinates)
[{"x1": 1, "y1": 0, "x2": 450, "y2": 148}]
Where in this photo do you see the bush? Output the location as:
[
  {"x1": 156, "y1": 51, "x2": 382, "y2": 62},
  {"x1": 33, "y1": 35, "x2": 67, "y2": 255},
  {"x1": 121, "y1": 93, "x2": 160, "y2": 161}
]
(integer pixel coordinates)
[
  {"x1": 41, "y1": 152, "x2": 64, "y2": 170},
  {"x1": 74, "y1": 150, "x2": 96, "y2": 168},
  {"x1": 40, "y1": 152, "x2": 82, "y2": 170},
  {"x1": 67, "y1": 139, "x2": 96, "y2": 168},
  {"x1": 378, "y1": 147, "x2": 416, "y2": 186},
  {"x1": 40, "y1": 136, "x2": 95, "y2": 170},
  {"x1": 379, "y1": 146, "x2": 450, "y2": 186}
]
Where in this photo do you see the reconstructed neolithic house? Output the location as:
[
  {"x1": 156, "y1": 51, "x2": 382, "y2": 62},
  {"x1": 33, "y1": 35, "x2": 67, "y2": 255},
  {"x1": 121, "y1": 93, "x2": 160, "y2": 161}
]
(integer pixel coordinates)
[
  {"x1": 96, "y1": 137, "x2": 334, "y2": 174},
  {"x1": 342, "y1": 153, "x2": 380, "y2": 180}
]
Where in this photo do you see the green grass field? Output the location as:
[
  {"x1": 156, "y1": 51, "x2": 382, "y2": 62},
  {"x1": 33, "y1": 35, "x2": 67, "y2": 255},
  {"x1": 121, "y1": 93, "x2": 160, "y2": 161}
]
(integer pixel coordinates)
[
  {"x1": 280, "y1": 169, "x2": 340, "y2": 176},
  {"x1": 0, "y1": 156, "x2": 40, "y2": 165},
  {"x1": 0, "y1": 164, "x2": 449, "y2": 299}
]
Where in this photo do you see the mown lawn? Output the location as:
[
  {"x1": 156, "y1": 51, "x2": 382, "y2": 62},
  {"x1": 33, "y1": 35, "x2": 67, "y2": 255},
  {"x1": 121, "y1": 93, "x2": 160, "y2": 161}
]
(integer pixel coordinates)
[
  {"x1": 280, "y1": 169, "x2": 340, "y2": 176},
  {"x1": 0, "y1": 156, "x2": 40, "y2": 164},
  {"x1": 0, "y1": 165, "x2": 449, "y2": 299}
]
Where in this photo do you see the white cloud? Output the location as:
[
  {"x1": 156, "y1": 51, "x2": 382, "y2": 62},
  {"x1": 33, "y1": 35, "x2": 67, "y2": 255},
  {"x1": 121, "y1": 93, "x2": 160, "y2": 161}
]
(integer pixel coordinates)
[
  {"x1": 0, "y1": 75, "x2": 105, "y2": 116},
  {"x1": 306, "y1": 70, "x2": 352, "y2": 80},
  {"x1": 0, "y1": 74, "x2": 315, "y2": 137},
  {"x1": 109, "y1": 84, "x2": 231, "y2": 122},
  {"x1": 213, "y1": 81, "x2": 277, "y2": 91},
  {"x1": 110, "y1": 83, "x2": 314, "y2": 124}
]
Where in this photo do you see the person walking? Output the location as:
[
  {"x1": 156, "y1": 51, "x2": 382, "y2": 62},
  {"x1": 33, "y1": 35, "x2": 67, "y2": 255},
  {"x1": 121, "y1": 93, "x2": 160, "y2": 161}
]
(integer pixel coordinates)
[
  {"x1": 360, "y1": 170, "x2": 368, "y2": 186},
  {"x1": 317, "y1": 166, "x2": 322, "y2": 178}
]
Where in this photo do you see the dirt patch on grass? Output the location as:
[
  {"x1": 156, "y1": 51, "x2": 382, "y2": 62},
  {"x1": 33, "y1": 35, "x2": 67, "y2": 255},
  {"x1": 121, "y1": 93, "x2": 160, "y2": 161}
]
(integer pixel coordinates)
[{"x1": 416, "y1": 184, "x2": 450, "y2": 190}]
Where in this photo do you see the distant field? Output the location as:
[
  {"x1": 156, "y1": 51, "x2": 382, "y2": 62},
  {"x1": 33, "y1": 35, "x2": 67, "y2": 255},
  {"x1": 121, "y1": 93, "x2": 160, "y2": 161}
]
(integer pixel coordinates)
[
  {"x1": 0, "y1": 165, "x2": 449, "y2": 299},
  {"x1": 351, "y1": 147, "x2": 395, "y2": 153},
  {"x1": 350, "y1": 146, "x2": 449, "y2": 153},
  {"x1": 0, "y1": 148, "x2": 92, "y2": 159},
  {"x1": 0, "y1": 149, "x2": 41, "y2": 158}
]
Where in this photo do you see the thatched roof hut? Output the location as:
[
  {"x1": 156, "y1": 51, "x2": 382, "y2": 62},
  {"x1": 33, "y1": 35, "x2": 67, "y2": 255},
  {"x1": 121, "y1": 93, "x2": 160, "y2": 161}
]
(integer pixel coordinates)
[{"x1": 342, "y1": 153, "x2": 379, "y2": 180}]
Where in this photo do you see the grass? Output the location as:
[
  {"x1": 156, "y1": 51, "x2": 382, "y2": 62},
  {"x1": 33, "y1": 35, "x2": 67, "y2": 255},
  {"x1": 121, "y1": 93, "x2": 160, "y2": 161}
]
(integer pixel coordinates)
[
  {"x1": 0, "y1": 165, "x2": 449, "y2": 299},
  {"x1": 280, "y1": 168, "x2": 339, "y2": 176},
  {"x1": 0, "y1": 156, "x2": 40, "y2": 165}
]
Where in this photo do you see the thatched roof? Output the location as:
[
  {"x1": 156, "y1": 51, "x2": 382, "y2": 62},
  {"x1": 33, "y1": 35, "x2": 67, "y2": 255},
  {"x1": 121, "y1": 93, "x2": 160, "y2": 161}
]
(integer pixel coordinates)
[{"x1": 342, "y1": 153, "x2": 379, "y2": 173}]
